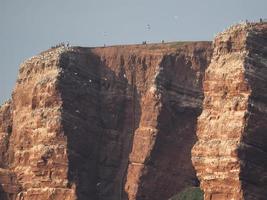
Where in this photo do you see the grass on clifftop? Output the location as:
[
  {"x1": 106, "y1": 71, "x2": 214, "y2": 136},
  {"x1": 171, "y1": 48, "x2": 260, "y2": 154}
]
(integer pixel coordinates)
[
  {"x1": 169, "y1": 41, "x2": 191, "y2": 48},
  {"x1": 148, "y1": 41, "x2": 191, "y2": 50},
  {"x1": 168, "y1": 187, "x2": 204, "y2": 200}
]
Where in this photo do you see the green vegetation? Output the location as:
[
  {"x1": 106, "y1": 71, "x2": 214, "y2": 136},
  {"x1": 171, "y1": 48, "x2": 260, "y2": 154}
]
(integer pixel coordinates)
[
  {"x1": 169, "y1": 41, "x2": 191, "y2": 48},
  {"x1": 147, "y1": 41, "x2": 191, "y2": 50},
  {"x1": 168, "y1": 187, "x2": 204, "y2": 200}
]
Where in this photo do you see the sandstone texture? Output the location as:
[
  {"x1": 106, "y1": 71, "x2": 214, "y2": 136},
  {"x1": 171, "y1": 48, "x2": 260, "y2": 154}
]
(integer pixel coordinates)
[
  {"x1": 0, "y1": 101, "x2": 21, "y2": 200},
  {"x1": 192, "y1": 22, "x2": 267, "y2": 200},
  {"x1": 1, "y1": 22, "x2": 266, "y2": 200},
  {"x1": 0, "y1": 42, "x2": 212, "y2": 200}
]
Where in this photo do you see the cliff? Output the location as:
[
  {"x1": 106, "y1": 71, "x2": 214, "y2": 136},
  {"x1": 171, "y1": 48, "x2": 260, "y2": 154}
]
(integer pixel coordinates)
[
  {"x1": 0, "y1": 42, "x2": 212, "y2": 200},
  {"x1": 0, "y1": 22, "x2": 266, "y2": 200},
  {"x1": 192, "y1": 22, "x2": 267, "y2": 200}
]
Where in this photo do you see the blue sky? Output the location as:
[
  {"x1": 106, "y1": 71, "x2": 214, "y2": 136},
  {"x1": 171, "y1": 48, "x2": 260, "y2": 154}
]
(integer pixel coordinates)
[{"x1": 1, "y1": 0, "x2": 266, "y2": 104}]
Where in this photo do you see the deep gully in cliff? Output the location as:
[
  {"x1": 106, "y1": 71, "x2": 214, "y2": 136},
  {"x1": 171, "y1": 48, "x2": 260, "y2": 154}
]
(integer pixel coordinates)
[{"x1": 118, "y1": 59, "x2": 137, "y2": 200}]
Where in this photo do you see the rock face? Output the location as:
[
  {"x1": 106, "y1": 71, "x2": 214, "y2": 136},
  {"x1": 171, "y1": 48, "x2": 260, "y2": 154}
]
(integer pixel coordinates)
[
  {"x1": 192, "y1": 23, "x2": 267, "y2": 200},
  {"x1": 10, "y1": 48, "x2": 76, "y2": 200},
  {"x1": 0, "y1": 101, "x2": 21, "y2": 200},
  {"x1": 1, "y1": 22, "x2": 266, "y2": 200},
  {"x1": 124, "y1": 44, "x2": 211, "y2": 200},
  {"x1": 0, "y1": 42, "x2": 212, "y2": 200}
]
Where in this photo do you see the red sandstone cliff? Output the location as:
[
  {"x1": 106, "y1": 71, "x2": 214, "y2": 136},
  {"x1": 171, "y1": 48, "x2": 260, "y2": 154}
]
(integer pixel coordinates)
[
  {"x1": 0, "y1": 22, "x2": 266, "y2": 200},
  {"x1": 192, "y1": 22, "x2": 267, "y2": 200},
  {"x1": 0, "y1": 101, "x2": 21, "y2": 200},
  {"x1": 0, "y1": 42, "x2": 212, "y2": 200}
]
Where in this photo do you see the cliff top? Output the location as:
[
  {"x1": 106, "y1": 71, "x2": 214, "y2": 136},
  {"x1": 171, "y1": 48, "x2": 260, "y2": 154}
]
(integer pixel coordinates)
[
  {"x1": 41, "y1": 41, "x2": 211, "y2": 56},
  {"x1": 215, "y1": 21, "x2": 267, "y2": 40},
  {"x1": 20, "y1": 41, "x2": 212, "y2": 70}
]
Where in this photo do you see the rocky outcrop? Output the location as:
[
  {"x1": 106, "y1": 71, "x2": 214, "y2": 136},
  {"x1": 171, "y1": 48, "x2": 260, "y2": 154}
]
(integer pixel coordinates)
[
  {"x1": 192, "y1": 22, "x2": 267, "y2": 200},
  {"x1": 0, "y1": 100, "x2": 12, "y2": 168},
  {"x1": 10, "y1": 48, "x2": 76, "y2": 200},
  {"x1": 1, "y1": 22, "x2": 266, "y2": 200},
  {"x1": 0, "y1": 42, "x2": 212, "y2": 200},
  {"x1": 0, "y1": 101, "x2": 21, "y2": 200}
]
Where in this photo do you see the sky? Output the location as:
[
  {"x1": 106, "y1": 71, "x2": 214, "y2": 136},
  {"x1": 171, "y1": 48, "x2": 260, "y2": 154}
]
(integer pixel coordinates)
[{"x1": 1, "y1": 0, "x2": 267, "y2": 104}]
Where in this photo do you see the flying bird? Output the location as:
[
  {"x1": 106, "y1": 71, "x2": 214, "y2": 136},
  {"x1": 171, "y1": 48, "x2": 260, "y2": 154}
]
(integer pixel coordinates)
[{"x1": 103, "y1": 32, "x2": 108, "y2": 37}]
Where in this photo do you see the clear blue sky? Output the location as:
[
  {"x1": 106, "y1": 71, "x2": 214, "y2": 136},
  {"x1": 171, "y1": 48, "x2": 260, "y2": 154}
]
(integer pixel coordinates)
[{"x1": 1, "y1": 0, "x2": 266, "y2": 104}]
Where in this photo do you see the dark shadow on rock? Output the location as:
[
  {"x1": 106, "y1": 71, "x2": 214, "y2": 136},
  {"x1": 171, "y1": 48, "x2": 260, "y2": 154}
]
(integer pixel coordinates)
[
  {"x1": 58, "y1": 49, "x2": 141, "y2": 200},
  {"x1": 0, "y1": 185, "x2": 8, "y2": 200},
  {"x1": 237, "y1": 31, "x2": 267, "y2": 200},
  {"x1": 135, "y1": 51, "x2": 208, "y2": 200}
]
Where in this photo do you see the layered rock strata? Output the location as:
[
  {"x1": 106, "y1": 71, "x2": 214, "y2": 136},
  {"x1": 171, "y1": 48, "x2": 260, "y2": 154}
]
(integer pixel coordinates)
[
  {"x1": 0, "y1": 101, "x2": 21, "y2": 200},
  {"x1": 0, "y1": 42, "x2": 212, "y2": 200},
  {"x1": 124, "y1": 44, "x2": 211, "y2": 200},
  {"x1": 1, "y1": 22, "x2": 267, "y2": 200},
  {"x1": 192, "y1": 23, "x2": 267, "y2": 200},
  {"x1": 10, "y1": 48, "x2": 76, "y2": 200}
]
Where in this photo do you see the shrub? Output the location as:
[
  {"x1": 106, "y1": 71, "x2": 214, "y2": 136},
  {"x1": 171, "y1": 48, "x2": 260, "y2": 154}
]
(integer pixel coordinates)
[{"x1": 169, "y1": 187, "x2": 204, "y2": 200}]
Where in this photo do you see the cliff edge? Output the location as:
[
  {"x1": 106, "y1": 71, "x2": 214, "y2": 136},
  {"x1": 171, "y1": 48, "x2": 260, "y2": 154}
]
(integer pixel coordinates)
[{"x1": 192, "y1": 22, "x2": 267, "y2": 200}]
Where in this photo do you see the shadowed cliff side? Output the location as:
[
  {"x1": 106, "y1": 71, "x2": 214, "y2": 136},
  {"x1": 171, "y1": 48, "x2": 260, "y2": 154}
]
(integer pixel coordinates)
[
  {"x1": 0, "y1": 184, "x2": 8, "y2": 200},
  {"x1": 239, "y1": 23, "x2": 267, "y2": 200},
  {"x1": 58, "y1": 48, "x2": 142, "y2": 200}
]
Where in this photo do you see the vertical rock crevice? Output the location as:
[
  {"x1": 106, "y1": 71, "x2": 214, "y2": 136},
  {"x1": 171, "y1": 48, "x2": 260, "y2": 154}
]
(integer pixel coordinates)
[
  {"x1": 58, "y1": 50, "x2": 102, "y2": 200},
  {"x1": 126, "y1": 43, "x2": 212, "y2": 200},
  {"x1": 92, "y1": 48, "x2": 163, "y2": 200}
]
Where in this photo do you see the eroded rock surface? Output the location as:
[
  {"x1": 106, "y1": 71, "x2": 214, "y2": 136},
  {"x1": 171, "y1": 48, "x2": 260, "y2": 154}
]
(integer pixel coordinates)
[
  {"x1": 0, "y1": 42, "x2": 212, "y2": 200},
  {"x1": 124, "y1": 44, "x2": 211, "y2": 200},
  {"x1": 192, "y1": 22, "x2": 267, "y2": 200},
  {"x1": 1, "y1": 22, "x2": 266, "y2": 200},
  {"x1": 10, "y1": 48, "x2": 76, "y2": 200},
  {"x1": 0, "y1": 101, "x2": 21, "y2": 200}
]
